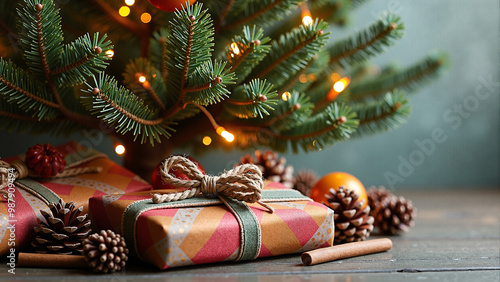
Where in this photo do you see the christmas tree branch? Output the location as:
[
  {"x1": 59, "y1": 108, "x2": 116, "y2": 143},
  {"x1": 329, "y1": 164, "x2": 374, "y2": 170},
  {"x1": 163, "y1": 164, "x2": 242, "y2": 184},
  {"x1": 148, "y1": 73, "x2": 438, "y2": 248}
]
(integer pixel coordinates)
[
  {"x1": 216, "y1": 0, "x2": 235, "y2": 29},
  {"x1": 278, "y1": 54, "x2": 316, "y2": 93},
  {"x1": 93, "y1": 88, "x2": 165, "y2": 126},
  {"x1": 253, "y1": 32, "x2": 320, "y2": 80},
  {"x1": 49, "y1": 46, "x2": 102, "y2": 76},
  {"x1": 221, "y1": 0, "x2": 284, "y2": 31},
  {"x1": 184, "y1": 77, "x2": 222, "y2": 93},
  {"x1": 141, "y1": 81, "x2": 166, "y2": 111},
  {"x1": 0, "y1": 75, "x2": 58, "y2": 108},
  {"x1": 34, "y1": 4, "x2": 98, "y2": 127},
  {"x1": 274, "y1": 116, "x2": 347, "y2": 140},
  {"x1": 358, "y1": 102, "x2": 401, "y2": 125},
  {"x1": 328, "y1": 22, "x2": 399, "y2": 66},
  {"x1": 349, "y1": 54, "x2": 447, "y2": 100}
]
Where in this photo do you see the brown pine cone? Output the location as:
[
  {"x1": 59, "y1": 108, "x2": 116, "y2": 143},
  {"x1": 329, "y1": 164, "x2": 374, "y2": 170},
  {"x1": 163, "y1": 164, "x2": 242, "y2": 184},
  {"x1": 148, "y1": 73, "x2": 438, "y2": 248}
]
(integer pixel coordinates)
[
  {"x1": 293, "y1": 170, "x2": 319, "y2": 196},
  {"x1": 82, "y1": 230, "x2": 129, "y2": 273},
  {"x1": 31, "y1": 199, "x2": 92, "y2": 255},
  {"x1": 368, "y1": 186, "x2": 416, "y2": 235},
  {"x1": 240, "y1": 150, "x2": 294, "y2": 188},
  {"x1": 325, "y1": 186, "x2": 374, "y2": 244},
  {"x1": 25, "y1": 143, "x2": 66, "y2": 178}
]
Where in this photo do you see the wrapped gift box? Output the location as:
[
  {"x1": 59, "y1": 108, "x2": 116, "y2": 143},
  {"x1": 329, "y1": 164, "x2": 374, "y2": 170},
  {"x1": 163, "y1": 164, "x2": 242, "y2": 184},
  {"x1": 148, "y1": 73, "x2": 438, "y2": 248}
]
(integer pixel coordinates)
[
  {"x1": 0, "y1": 141, "x2": 152, "y2": 255},
  {"x1": 89, "y1": 182, "x2": 334, "y2": 270}
]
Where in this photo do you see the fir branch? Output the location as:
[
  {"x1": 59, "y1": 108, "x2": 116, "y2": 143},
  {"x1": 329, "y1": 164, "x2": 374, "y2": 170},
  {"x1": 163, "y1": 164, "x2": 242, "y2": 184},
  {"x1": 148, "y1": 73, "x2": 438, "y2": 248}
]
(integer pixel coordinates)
[
  {"x1": 223, "y1": 79, "x2": 278, "y2": 119},
  {"x1": 328, "y1": 13, "x2": 404, "y2": 68},
  {"x1": 261, "y1": 91, "x2": 313, "y2": 131},
  {"x1": 222, "y1": 0, "x2": 303, "y2": 31},
  {"x1": 83, "y1": 74, "x2": 174, "y2": 144},
  {"x1": 351, "y1": 91, "x2": 410, "y2": 138},
  {"x1": 349, "y1": 53, "x2": 448, "y2": 100},
  {"x1": 227, "y1": 26, "x2": 271, "y2": 84},
  {"x1": 185, "y1": 60, "x2": 236, "y2": 105},
  {"x1": 0, "y1": 71, "x2": 58, "y2": 109},
  {"x1": 248, "y1": 19, "x2": 329, "y2": 89}
]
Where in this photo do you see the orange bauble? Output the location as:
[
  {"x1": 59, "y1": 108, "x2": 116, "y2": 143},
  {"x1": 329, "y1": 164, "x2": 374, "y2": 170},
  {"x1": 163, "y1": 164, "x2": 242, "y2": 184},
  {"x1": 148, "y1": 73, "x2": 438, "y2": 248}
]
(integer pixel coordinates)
[{"x1": 310, "y1": 172, "x2": 368, "y2": 208}]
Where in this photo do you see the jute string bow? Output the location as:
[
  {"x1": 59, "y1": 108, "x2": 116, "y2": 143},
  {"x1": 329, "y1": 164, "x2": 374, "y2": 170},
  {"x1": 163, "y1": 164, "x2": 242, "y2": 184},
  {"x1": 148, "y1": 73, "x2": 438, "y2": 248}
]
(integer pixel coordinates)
[{"x1": 151, "y1": 156, "x2": 274, "y2": 213}]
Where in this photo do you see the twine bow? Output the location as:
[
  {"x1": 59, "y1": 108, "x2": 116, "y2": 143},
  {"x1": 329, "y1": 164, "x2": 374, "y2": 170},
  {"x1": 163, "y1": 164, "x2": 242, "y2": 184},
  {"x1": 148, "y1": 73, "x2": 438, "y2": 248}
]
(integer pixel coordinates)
[{"x1": 151, "y1": 156, "x2": 274, "y2": 213}]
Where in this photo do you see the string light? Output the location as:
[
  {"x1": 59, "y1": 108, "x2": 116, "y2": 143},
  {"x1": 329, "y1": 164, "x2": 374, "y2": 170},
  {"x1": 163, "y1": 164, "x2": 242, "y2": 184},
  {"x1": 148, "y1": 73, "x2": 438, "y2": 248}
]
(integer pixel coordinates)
[
  {"x1": 300, "y1": 2, "x2": 313, "y2": 26},
  {"x1": 115, "y1": 144, "x2": 126, "y2": 155},
  {"x1": 124, "y1": 0, "x2": 135, "y2": 6},
  {"x1": 216, "y1": 126, "x2": 234, "y2": 142},
  {"x1": 202, "y1": 136, "x2": 212, "y2": 146},
  {"x1": 138, "y1": 75, "x2": 146, "y2": 83},
  {"x1": 281, "y1": 91, "x2": 291, "y2": 101},
  {"x1": 105, "y1": 50, "x2": 114, "y2": 58},
  {"x1": 333, "y1": 77, "x2": 350, "y2": 92},
  {"x1": 230, "y1": 42, "x2": 240, "y2": 58},
  {"x1": 118, "y1": 6, "x2": 130, "y2": 17},
  {"x1": 141, "y1": 13, "x2": 152, "y2": 23},
  {"x1": 327, "y1": 77, "x2": 350, "y2": 101}
]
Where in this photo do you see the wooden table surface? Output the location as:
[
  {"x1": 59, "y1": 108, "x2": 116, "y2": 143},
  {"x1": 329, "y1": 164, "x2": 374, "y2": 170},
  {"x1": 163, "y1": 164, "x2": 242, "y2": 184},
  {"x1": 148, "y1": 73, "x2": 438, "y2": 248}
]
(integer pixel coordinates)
[{"x1": 1, "y1": 189, "x2": 499, "y2": 281}]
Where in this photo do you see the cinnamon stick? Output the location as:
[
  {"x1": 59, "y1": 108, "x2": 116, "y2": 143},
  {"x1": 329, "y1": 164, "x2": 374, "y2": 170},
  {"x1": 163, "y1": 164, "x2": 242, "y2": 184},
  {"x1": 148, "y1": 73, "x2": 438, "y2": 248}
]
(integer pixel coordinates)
[
  {"x1": 301, "y1": 238, "x2": 393, "y2": 266},
  {"x1": 18, "y1": 253, "x2": 88, "y2": 268}
]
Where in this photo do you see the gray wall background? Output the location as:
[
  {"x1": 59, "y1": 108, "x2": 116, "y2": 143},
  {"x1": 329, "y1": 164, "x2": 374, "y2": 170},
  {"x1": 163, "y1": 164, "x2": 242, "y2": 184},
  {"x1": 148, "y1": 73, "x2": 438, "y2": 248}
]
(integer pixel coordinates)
[{"x1": 1, "y1": 0, "x2": 499, "y2": 189}]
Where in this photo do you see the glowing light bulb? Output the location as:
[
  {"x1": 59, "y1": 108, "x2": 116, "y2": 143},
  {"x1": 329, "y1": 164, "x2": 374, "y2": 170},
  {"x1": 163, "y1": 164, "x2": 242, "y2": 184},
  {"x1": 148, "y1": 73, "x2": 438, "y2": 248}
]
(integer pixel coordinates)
[
  {"x1": 231, "y1": 42, "x2": 240, "y2": 55},
  {"x1": 221, "y1": 131, "x2": 234, "y2": 142},
  {"x1": 202, "y1": 136, "x2": 212, "y2": 146},
  {"x1": 302, "y1": 15, "x2": 313, "y2": 26},
  {"x1": 115, "y1": 145, "x2": 125, "y2": 155},
  {"x1": 124, "y1": 0, "x2": 135, "y2": 6},
  {"x1": 118, "y1": 6, "x2": 130, "y2": 17},
  {"x1": 281, "y1": 91, "x2": 291, "y2": 101},
  {"x1": 333, "y1": 77, "x2": 350, "y2": 92},
  {"x1": 141, "y1": 12, "x2": 152, "y2": 23},
  {"x1": 138, "y1": 76, "x2": 146, "y2": 83},
  {"x1": 216, "y1": 127, "x2": 234, "y2": 142},
  {"x1": 105, "y1": 50, "x2": 114, "y2": 58}
]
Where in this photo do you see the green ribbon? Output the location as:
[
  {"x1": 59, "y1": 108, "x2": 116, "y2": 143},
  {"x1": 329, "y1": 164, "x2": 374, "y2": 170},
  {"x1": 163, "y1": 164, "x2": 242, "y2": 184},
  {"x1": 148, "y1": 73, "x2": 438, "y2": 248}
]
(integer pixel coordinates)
[{"x1": 123, "y1": 189, "x2": 310, "y2": 262}]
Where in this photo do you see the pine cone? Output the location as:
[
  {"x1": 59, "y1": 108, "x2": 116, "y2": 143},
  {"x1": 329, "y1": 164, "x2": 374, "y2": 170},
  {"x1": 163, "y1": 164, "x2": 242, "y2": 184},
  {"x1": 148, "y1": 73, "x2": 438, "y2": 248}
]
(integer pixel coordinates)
[
  {"x1": 293, "y1": 170, "x2": 319, "y2": 196},
  {"x1": 82, "y1": 230, "x2": 129, "y2": 273},
  {"x1": 25, "y1": 143, "x2": 66, "y2": 178},
  {"x1": 240, "y1": 150, "x2": 294, "y2": 188},
  {"x1": 370, "y1": 193, "x2": 416, "y2": 235},
  {"x1": 367, "y1": 186, "x2": 393, "y2": 211},
  {"x1": 325, "y1": 186, "x2": 374, "y2": 244},
  {"x1": 31, "y1": 199, "x2": 92, "y2": 255}
]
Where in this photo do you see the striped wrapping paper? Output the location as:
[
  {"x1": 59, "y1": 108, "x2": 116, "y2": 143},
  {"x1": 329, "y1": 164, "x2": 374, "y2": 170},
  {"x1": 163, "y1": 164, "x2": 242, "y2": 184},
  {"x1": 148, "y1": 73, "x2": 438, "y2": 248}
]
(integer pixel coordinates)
[{"x1": 0, "y1": 141, "x2": 152, "y2": 256}]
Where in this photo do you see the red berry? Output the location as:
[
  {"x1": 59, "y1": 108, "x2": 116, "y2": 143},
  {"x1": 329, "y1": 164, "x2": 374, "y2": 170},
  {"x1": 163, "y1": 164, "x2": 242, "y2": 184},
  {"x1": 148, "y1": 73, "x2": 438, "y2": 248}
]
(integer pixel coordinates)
[
  {"x1": 25, "y1": 143, "x2": 66, "y2": 178},
  {"x1": 151, "y1": 155, "x2": 205, "y2": 190}
]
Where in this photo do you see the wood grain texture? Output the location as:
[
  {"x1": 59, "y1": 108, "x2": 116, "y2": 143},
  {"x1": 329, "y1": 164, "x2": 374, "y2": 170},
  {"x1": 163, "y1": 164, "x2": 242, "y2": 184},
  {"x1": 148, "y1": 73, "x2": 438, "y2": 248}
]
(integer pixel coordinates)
[{"x1": 0, "y1": 189, "x2": 498, "y2": 281}]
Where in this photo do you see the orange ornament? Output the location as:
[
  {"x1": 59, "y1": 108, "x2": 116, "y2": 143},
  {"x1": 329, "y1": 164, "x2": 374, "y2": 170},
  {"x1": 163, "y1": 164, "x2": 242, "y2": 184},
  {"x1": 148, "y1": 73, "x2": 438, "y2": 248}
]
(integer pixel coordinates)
[{"x1": 310, "y1": 172, "x2": 368, "y2": 208}]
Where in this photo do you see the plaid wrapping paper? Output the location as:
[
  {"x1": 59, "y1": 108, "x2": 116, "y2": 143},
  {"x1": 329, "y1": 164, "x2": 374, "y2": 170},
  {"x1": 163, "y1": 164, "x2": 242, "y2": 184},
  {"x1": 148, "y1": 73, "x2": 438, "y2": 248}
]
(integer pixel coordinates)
[
  {"x1": 0, "y1": 141, "x2": 152, "y2": 256},
  {"x1": 89, "y1": 182, "x2": 334, "y2": 270}
]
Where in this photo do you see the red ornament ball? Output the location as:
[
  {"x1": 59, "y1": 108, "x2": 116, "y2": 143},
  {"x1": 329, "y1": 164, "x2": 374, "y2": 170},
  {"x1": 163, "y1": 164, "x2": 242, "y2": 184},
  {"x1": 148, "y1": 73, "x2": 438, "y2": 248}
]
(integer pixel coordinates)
[
  {"x1": 25, "y1": 143, "x2": 66, "y2": 178},
  {"x1": 310, "y1": 172, "x2": 368, "y2": 209},
  {"x1": 147, "y1": 0, "x2": 197, "y2": 12},
  {"x1": 151, "y1": 155, "x2": 205, "y2": 190}
]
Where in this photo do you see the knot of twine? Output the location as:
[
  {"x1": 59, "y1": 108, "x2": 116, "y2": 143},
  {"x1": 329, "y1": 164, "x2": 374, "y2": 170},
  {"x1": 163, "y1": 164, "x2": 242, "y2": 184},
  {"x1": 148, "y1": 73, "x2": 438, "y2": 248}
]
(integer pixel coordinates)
[{"x1": 152, "y1": 155, "x2": 274, "y2": 213}]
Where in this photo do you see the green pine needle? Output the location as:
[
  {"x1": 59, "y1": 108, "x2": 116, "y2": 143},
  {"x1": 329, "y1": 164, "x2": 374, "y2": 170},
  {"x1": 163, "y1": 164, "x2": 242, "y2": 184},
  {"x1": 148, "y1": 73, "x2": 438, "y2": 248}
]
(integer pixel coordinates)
[
  {"x1": 224, "y1": 78, "x2": 278, "y2": 119},
  {"x1": 349, "y1": 52, "x2": 449, "y2": 100},
  {"x1": 82, "y1": 74, "x2": 174, "y2": 144},
  {"x1": 351, "y1": 90, "x2": 410, "y2": 138},
  {"x1": 227, "y1": 25, "x2": 272, "y2": 84},
  {"x1": 186, "y1": 60, "x2": 236, "y2": 105}
]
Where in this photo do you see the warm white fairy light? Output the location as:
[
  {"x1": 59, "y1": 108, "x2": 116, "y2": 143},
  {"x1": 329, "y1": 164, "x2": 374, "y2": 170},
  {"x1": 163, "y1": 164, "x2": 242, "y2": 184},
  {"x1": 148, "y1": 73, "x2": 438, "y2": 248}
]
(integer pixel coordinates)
[
  {"x1": 202, "y1": 136, "x2": 212, "y2": 146},
  {"x1": 138, "y1": 75, "x2": 146, "y2": 83},
  {"x1": 302, "y1": 15, "x2": 313, "y2": 26},
  {"x1": 216, "y1": 127, "x2": 234, "y2": 142},
  {"x1": 281, "y1": 91, "x2": 291, "y2": 101},
  {"x1": 105, "y1": 50, "x2": 114, "y2": 58},
  {"x1": 124, "y1": 0, "x2": 135, "y2": 6},
  {"x1": 118, "y1": 6, "x2": 130, "y2": 17},
  {"x1": 141, "y1": 13, "x2": 152, "y2": 23},
  {"x1": 333, "y1": 77, "x2": 350, "y2": 92},
  {"x1": 115, "y1": 145, "x2": 126, "y2": 155}
]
